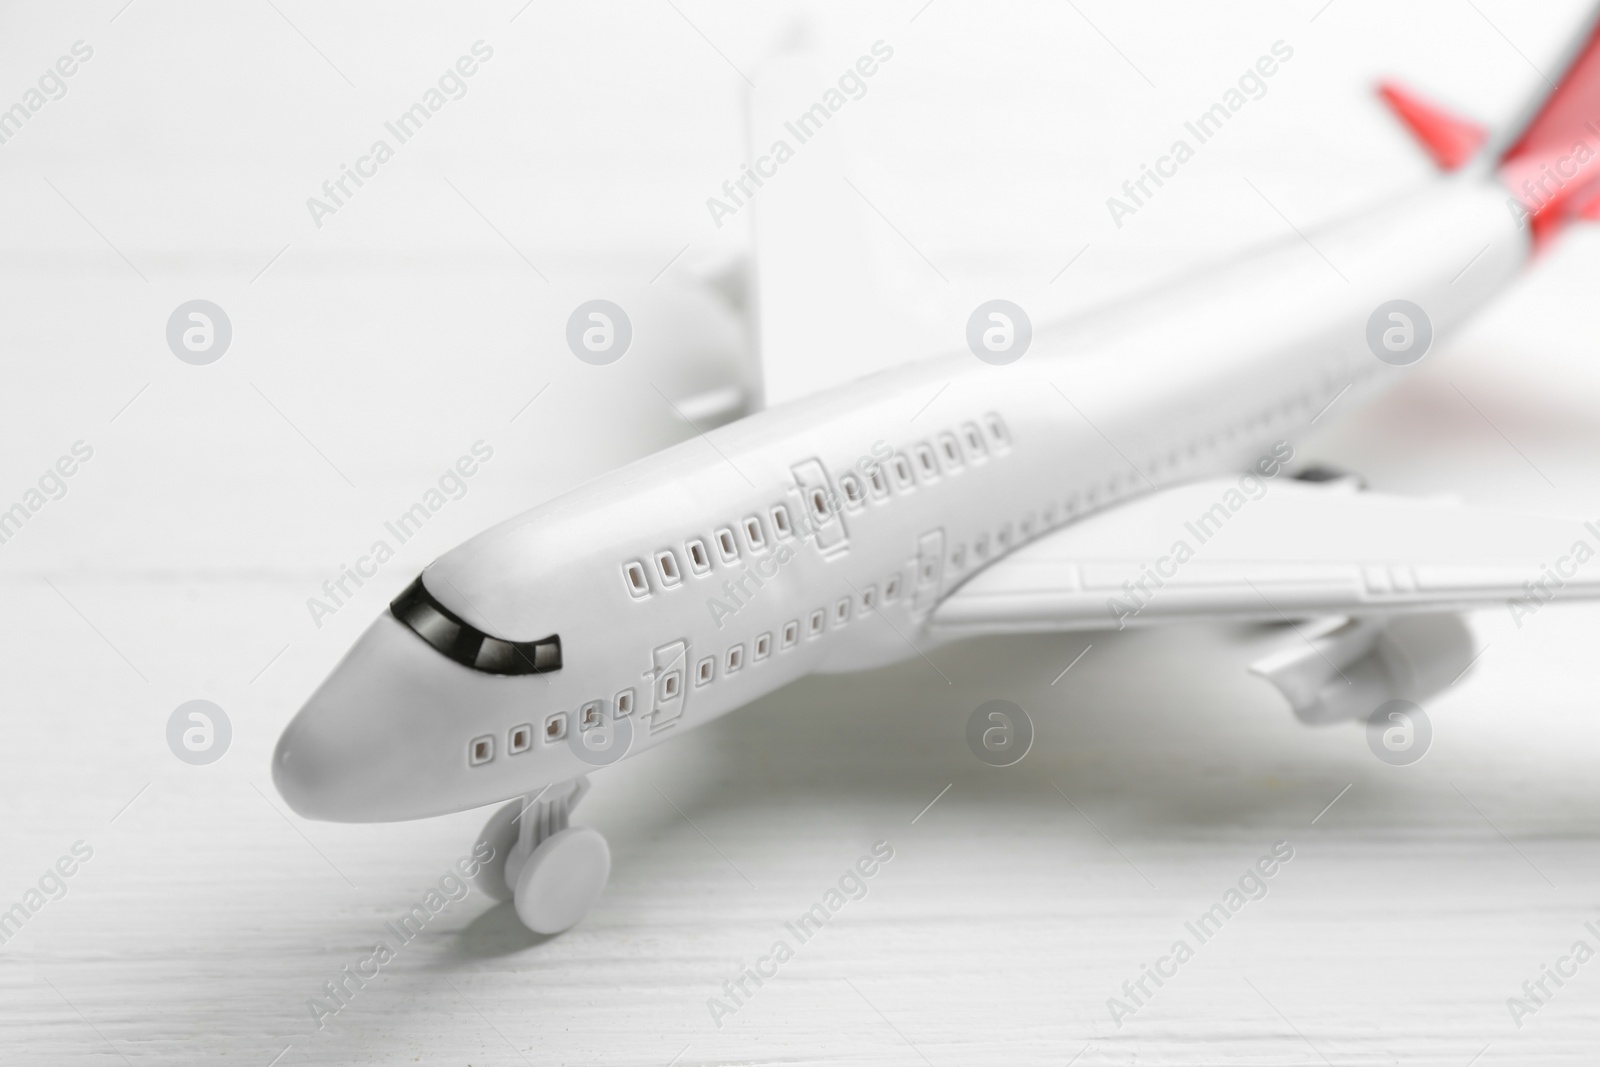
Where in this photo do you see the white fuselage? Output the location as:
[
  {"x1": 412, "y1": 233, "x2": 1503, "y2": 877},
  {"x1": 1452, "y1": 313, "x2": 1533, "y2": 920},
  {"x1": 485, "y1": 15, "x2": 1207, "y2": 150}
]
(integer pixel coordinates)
[{"x1": 273, "y1": 181, "x2": 1528, "y2": 822}]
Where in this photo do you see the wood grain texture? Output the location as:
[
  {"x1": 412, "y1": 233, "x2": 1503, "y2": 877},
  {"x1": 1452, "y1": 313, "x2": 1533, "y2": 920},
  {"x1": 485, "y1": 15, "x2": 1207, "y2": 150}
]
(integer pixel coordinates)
[{"x1": 6, "y1": 571, "x2": 1600, "y2": 1065}]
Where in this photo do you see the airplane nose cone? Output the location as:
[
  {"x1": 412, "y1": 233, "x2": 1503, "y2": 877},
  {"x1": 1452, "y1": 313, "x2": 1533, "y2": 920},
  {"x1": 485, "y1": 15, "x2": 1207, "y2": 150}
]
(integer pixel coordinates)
[
  {"x1": 271, "y1": 697, "x2": 353, "y2": 821},
  {"x1": 273, "y1": 605, "x2": 551, "y2": 823},
  {"x1": 272, "y1": 612, "x2": 441, "y2": 822}
]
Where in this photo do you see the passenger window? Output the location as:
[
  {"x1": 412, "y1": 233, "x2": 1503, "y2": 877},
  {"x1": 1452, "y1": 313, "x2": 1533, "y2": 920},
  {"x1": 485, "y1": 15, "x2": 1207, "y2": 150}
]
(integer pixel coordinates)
[
  {"x1": 807, "y1": 609, "x2": 826, "y2": 637},
  {"x1": 840, "y1": 474, "x2": 864, "y2": 509},
  {"x1": 695, "y1": 657, "x2": 715, "y2": 686},
  {"x1": 614, "y1": 689, "x2": 635, "y2": 716},
  {"x1": 725, "y1": 644, "x2": 744, "y2": 673},
  {"x1": 781, "y1": 621, "x2": 799, "y2": 648},
  {"x1": 961, "y1": 422, "x2": 987, "y2": 458},
  {"x1": 914, "y1": 443, "x2": 939, "y2": 479},
  {"x1": 891, "y1": 454, "x2": 915, "y2": 490},
  {"x1": 623, "y1": 561, "x2": 650, "y2": 598},
  {"x1": 866, "y1": 465, "x2": 889, "y2": 498},
  {"x1": 580, "y1": 701, "x2": 603, "y2": 730},
  {"x1": 686, "y1": 540, "x2": 711, "y2": 574},
  {"x1": 938, "y1": 433, "x2": 963, "y2": 469},
  {"x1": 770, "y1": 505, "x2": 793, "y2": 537},
  {"x1": 715, "y1": 527, "x2": 739, "y2": 562},
  {"x1": 742, "y1": 515, "x2": 766, "y2": 551},
  {"x1": 755, "y1": 632, "x2": 773, "y2": 659},
  {"x1": 654, "y1": 550, "x2": 682, "y2": 587}
]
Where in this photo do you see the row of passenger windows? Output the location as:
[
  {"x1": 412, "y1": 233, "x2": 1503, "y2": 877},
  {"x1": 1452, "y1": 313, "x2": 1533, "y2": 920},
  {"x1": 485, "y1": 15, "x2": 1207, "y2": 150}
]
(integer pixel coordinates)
[
  {"x1": 676, "y1": 568, "x2": 904, "y2": 710},
  {"x1": 1132, "y1": 374, "x2": 1357, "y2": 482},
  {"x1": 835, "y1": 413, "x2": 1012, "y2": 509},
  {"x1": 466, "y1": 687, "x2": 640, "y2": 767},
  {"x1": 621, "y1": 412, "x2": 1012, "y2": 600},
  {"x1": 466, "y1": 571, "x2": 908, "y2": 768},
  {"x1": 622, "y1": 503, "x2": 795, "y2": 599},
  {"x1": 619, "y1": 381, "x2": 1330, "y2": 605},
  {"x1": 935, "y1": 383, "x2": 1347, "y2": 578}
]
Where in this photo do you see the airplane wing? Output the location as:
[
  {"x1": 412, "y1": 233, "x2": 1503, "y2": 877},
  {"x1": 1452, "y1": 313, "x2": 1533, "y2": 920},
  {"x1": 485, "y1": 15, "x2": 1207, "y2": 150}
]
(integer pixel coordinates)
[
  {"x1": 929, "y1": 477, "x2": 1599, "y2": 634},
  {"x1": 744, "y1": 43, "x2": 928, "y2": 408}
]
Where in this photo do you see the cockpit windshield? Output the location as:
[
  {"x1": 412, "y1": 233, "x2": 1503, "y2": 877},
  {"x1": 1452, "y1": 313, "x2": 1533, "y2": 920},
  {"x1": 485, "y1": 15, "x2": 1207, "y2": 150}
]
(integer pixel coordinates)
[{"x1": 390, "y1": 576, "x2": 561, "y2": 676}]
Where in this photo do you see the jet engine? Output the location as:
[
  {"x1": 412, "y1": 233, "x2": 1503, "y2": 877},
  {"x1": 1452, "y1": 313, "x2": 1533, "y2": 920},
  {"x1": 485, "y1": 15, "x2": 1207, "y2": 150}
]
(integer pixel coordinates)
[{"x1": 1247, "y1": 612, "x2": 1476, "y2": 725}]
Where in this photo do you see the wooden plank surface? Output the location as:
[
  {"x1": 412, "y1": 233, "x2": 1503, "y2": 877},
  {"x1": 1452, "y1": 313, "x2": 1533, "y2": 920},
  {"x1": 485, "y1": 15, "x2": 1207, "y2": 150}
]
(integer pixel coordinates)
[{"x1": 8, "y1": 554, "x2": 1600, "y2": 1065}]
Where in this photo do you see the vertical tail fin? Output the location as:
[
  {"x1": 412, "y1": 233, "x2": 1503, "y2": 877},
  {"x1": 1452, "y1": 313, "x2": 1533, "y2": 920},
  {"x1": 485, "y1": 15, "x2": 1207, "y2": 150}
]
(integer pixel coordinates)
[
  {"x1": 1378, "y1": 4, "x2": 1600, "y2": 241},
  {"x1": 1492, "y1": 3, "x2": 1600, "y2": 237}
]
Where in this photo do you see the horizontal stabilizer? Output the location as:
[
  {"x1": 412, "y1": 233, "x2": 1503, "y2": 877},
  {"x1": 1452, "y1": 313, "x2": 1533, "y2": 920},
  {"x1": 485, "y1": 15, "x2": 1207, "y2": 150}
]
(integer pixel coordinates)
[{"x1": 1376, "y1": 81, "x2": 1485, "y2": 171}]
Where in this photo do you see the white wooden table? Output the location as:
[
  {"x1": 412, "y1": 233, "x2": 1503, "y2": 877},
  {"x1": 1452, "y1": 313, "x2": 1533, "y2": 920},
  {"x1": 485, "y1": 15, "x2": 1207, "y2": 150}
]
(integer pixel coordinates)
[{"x1": 6, "y1": 2, "x2": 1600, "y2": 1062}]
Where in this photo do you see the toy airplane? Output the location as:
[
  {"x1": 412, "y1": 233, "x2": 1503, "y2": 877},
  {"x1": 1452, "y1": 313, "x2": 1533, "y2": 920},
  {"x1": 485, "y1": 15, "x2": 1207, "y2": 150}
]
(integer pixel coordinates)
[{"x1": 276, "y1": 11, "x2": 1600, "y2": 933}]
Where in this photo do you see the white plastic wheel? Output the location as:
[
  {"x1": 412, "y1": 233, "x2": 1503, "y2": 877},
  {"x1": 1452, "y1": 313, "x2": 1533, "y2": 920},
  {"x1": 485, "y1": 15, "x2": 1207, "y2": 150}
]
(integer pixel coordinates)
[
  {"x1": 470, "y1": 799, "x2": 524, "y2": 903},
  {"x1": 513, "y1": 826, "x2": 611, "y2": 934}
]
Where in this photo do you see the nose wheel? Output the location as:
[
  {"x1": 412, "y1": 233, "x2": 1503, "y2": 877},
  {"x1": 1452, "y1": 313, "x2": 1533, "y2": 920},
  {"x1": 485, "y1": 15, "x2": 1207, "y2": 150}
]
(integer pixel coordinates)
[{"x1": 472, "y1": 777, "x2": 610, "y2": 934}]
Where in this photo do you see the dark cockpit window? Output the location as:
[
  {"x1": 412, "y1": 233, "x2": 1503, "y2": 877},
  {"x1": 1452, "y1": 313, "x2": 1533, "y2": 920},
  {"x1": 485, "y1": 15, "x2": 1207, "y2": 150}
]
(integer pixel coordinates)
[{"x1": 390, "y1": 576, "x2": 561, "y2": 676}]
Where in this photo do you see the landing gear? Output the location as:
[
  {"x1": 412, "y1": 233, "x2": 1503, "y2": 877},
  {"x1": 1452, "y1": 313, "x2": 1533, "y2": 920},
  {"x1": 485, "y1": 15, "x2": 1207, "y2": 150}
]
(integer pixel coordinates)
[
  {"x1": 469, "y1": 799, "x2": 521, "y2": 903},
  {"x1": 471, "y1": 777, "x2": 610, "y2": 934},
  {"x1": 513, "y1": 826, "x2": 610, "y2": 933}
]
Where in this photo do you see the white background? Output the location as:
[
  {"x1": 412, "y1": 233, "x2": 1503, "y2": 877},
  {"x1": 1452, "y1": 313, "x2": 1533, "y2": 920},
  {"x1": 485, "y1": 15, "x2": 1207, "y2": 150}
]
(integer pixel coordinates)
[{"x1": 4, "y1": 1, "x2": 1600, "y2": 1063}]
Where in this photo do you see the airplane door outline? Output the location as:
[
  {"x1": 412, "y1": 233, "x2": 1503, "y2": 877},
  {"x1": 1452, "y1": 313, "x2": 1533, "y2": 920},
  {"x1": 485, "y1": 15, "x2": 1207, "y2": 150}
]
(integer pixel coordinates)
[
  {"x1": 790, "y1": 458, "x2": 849, "y2": 557},
  {"x1": 648, "y1": 639, "x2": 689, "y2": 734},
  {"x1": 912, "y1": 529, "x2": 945, "y2": 614}
]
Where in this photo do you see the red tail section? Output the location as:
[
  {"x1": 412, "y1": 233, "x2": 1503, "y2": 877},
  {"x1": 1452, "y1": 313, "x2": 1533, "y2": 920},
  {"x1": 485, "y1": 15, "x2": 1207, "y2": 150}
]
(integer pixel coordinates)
[
  {"x1": 1380, "y1": 6, "x2": 1600, "y2": 242},
  {"x1": 1497, "y1": 7, "x2": 1600, "y2": 239}
]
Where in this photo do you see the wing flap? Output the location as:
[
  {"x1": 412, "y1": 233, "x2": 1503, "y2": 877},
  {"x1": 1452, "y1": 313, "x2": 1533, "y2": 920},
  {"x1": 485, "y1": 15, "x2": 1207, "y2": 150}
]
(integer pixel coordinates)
[{"x1": 930, "y1": 478, "x2": 1600, "y2": 634}]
